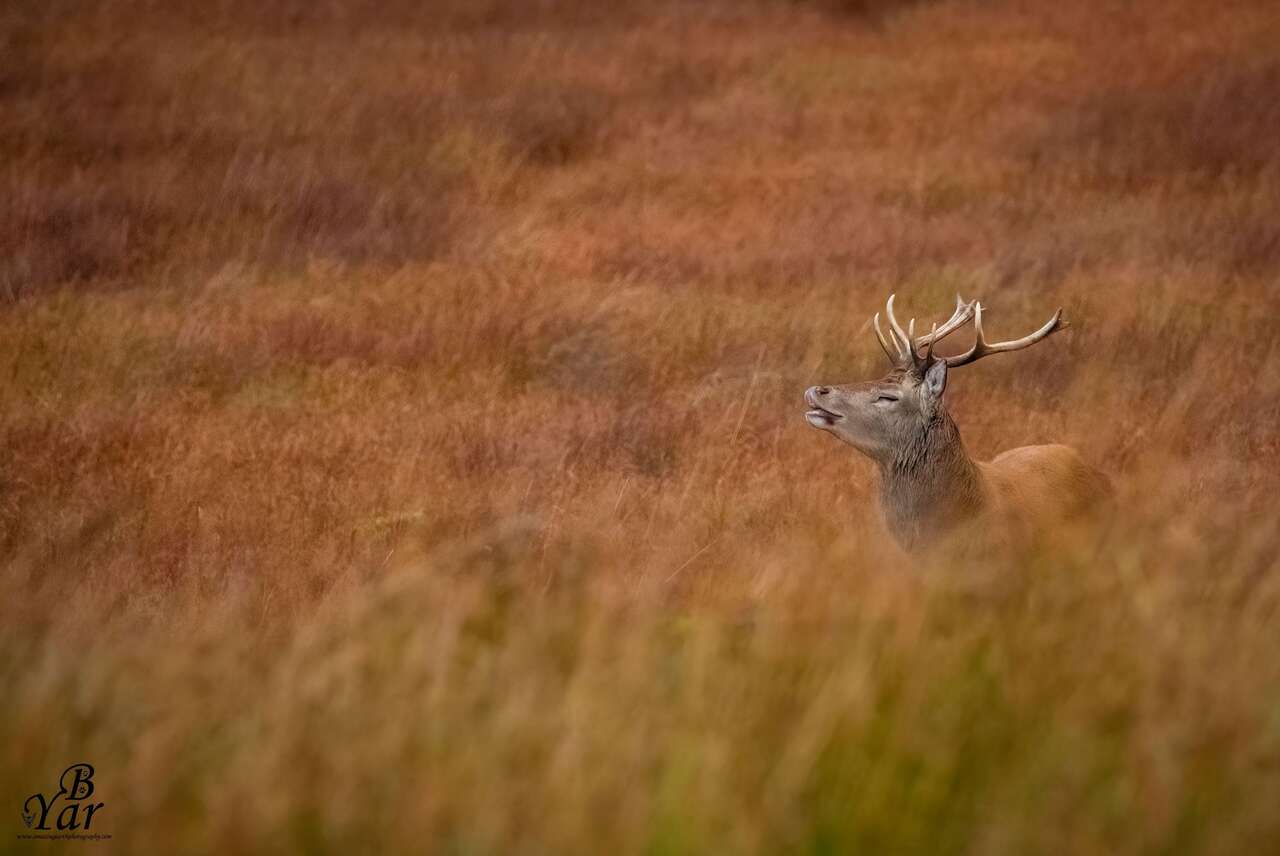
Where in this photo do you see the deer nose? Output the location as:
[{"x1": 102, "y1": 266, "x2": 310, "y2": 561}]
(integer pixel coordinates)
[{"x1": 815, "y1": 386, "x2": 831, "y2": 396}]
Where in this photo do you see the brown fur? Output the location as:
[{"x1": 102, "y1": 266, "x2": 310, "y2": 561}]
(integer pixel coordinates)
[{"x1": 973, "y1": 443, "x2": 1113, "y2": 551}]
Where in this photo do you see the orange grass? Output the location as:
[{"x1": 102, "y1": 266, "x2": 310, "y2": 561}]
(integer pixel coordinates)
[{"x1": 3, "y1": 1, "x2": 1280, "y2": 852}]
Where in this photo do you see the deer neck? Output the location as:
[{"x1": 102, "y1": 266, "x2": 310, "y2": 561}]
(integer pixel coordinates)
[{"x1": 877, "y1": 409, "x2": 985, "y2": 550}]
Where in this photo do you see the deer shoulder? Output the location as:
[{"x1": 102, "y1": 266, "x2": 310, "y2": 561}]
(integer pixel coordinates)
[{"x1": 979, "y1": 444, "x2": 1112, "y2": 543}]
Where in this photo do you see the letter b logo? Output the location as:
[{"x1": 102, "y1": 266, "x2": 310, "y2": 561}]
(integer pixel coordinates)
[{"x1": 60, "y1": 764, "x2": 95, "y2": 800}]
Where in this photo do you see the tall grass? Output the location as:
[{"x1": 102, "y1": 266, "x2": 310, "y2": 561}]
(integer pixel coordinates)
[{"x1": 3, "y1": 0, "x2": 1280, "y2": 852}]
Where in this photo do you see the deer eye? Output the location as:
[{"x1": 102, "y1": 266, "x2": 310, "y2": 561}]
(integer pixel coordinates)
[{"x1": 874, "y1": 393, "x2": 899, "y2": 404}]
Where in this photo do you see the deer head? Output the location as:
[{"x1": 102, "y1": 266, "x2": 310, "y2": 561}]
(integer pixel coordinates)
[{"x1": 804, "y1": 294, "x2": 1066, "y2": 463}]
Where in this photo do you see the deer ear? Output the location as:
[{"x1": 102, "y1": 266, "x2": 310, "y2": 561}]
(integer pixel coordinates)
[{"x1": 923, "y1": 359, "x2": 947, "y2": 400}]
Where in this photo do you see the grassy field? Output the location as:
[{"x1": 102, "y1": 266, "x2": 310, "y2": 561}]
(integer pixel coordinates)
[{"x1": 4, "y1": 0, "x2": 1280, "y2": 852}]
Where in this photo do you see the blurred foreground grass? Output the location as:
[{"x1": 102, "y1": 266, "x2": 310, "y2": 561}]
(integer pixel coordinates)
[{"x1": 5, "y1": 513, "x2": 1280, "y2": 854}]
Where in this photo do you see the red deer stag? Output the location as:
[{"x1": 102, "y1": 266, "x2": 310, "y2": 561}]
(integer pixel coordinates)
[{"x1": 804, "y1": 295, "x2": 1110, "y2": 552}]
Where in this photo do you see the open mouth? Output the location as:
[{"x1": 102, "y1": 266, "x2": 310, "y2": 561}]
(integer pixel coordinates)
[
  {"x1": 805, "y1": 406, "x2": 842, "y2": 426},
  {"x1": 804, "y1": 388, "x2": 843, "y2": 426}
]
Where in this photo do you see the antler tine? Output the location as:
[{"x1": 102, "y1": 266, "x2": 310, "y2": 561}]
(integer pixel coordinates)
[
  {"x1": 884, "y1": 294, "x2": 913, "y2": 365},
  {"x1": 873, "y1": 312, "x2": 900, "y2": 363},
  {"x1": 906, "y1": 317, "x2": 926, "y2": 373},
  {"x1": 913, "y1": 293, "x2": 976, "y2": 353},
  {"x1": 943, "y1": 302, "x2": 1068, "y2": 369},
  {"x1": 924, "y1": 321, "x2": 938, "y2": 364}
]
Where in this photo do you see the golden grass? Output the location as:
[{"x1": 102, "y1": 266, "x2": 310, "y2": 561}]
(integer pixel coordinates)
[{"x1": 4, "y1": 0, "x2": 1280, "y2": 852}]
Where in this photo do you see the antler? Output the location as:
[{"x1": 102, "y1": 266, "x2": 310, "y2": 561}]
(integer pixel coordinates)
[
  {"x1": 940, "y1": 301, "x2": 1066, "y2": 368},
  {"x1": 915, "y1": 294, "x2": 976, "y2": 353},
  {"x1": 874, "y1": 293, "x2": 976, "y2": 373},
  {"x1": 872, "y1": 301, "x2": 904, "y2": 365},
  {"x1": 872, "y1": 293, "x2": 1065, "y2": 372}
]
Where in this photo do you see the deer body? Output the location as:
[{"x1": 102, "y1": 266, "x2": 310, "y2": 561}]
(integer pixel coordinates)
[
  {"x1": 880, "y1": 431, "x2": 1108, "y2": 551},
  {"x1": 805, "y1": 295, "x2": 1110, "y2": 552}
]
